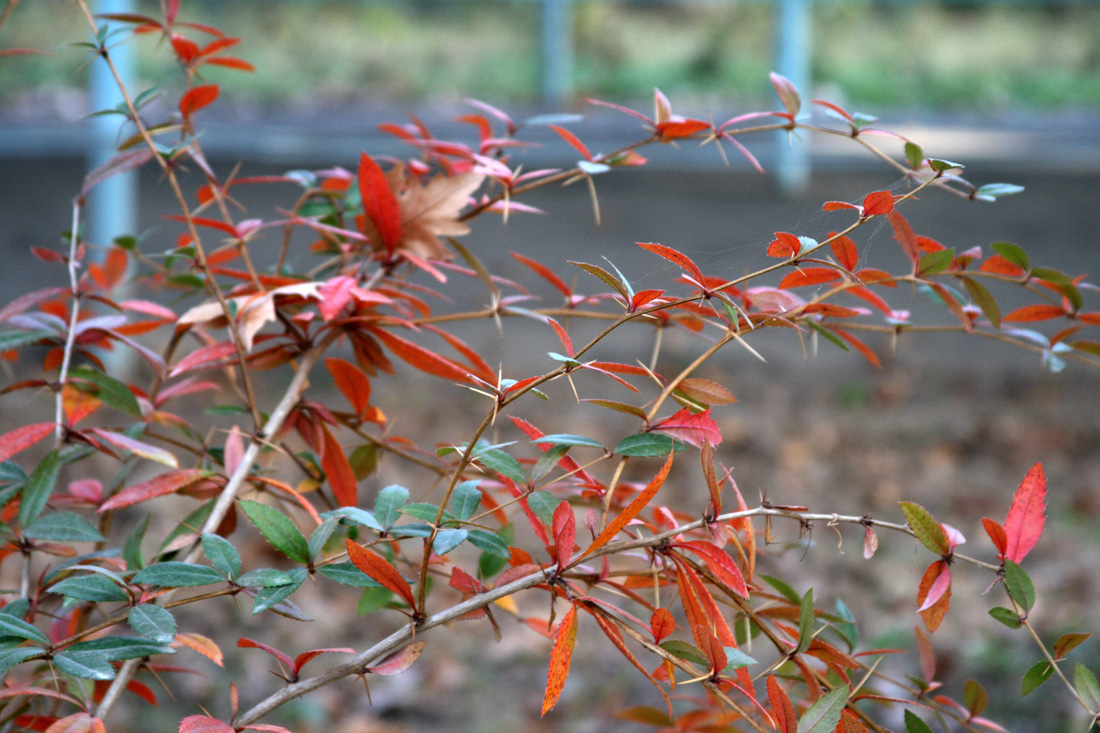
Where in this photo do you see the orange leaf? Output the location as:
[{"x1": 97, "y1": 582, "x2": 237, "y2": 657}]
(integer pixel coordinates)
[
  {"x1": 830, "y1": 233, "x2": 859, "y2": 271},
  {"x1": 552, "y1": 500, "x2": 576, "y2": 568},
  {"x1": 44, "y1": 713, "x2": 105, "y2": 733},
  {"x1": 768, "y1": 231, "x2": 801, "y2": 258},
  {"x1": 366, "y1": 641, "x2": 425, "y2": 676},
  {"x1": 178, "y1": 716, "x2": 234, "y2": 733},
  {"x1": 887, "y1": 210, "x2": 921, "y2": 267},
  {"x1": 979, "y1": 255, "x2": 1026, "y2": 277},
  {"x1": 0, "y1": 422, "x2": 54, "y2": 463},
  {"x1": 673, "y1": 540, "x2": 748, "y2": 597},
  {"x1": 1003, "y1": 304, "x2": 1066, "y2": 323},
  {"x1": 179, "y1": 84, "x2": 219, "y2": 117},
  {"x1": 778, "y1": 267, "x2": 841, "y2": 289},
  {"x1": 862, "y1": 190, "x2": 894, "y2": 216},
  {"x1": 541, "y1": 603, "x2": 578, "y2": 716},
  {"x1": 649, "y1": 408, "x2": 722, "y2": 449},
  {"x1": 99, "y1": 469, "x2": 208, "y2": 511},
  {"x1": 549, "y1": 125, "x2": 592, "y2": 161},
  {"x1": 637, "y1": 242, "x2": 704, "y2": 284},
  {"x1": 917, "y1": 560, "x2": 952, "y2": 632},
  {"x1": 1003, "y1": 462, "x2": 1045, "y2": 564},
  {"x1": 982, "y1": 517, "x2": 1007, "y2": 559},
  {"x1": 370, "y1": 327, "x2": 475, "y2": 384},
  {"x1": 358, "y1": 153, "x2": 403, "y2": 255},
  {"x1": 320, "y1": 425, "x2": 357, "y2": 507},
  {"x1": 325, "y1": 357, "x2": 372, "y2": 420},
  {"x1": 173, "y1": 632, "x2": 224, "y2": 667},
  {"x1": 650, "y1": 608, "x2": 675, "y2": 642},
  {"x1": 580, "y1": 451, "x2": 673, "y2": 561},
  {"x1": 346, "y1": 539, "x2": 416, "y2": 608},
  {"x1": 767, "y1": 675, "x2": 798, "y2": 733}
]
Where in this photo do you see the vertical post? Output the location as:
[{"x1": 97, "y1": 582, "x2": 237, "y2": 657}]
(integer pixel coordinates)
[
  {"x1": 540, "y1": 0, "x2": 574, "y2": 109},
  {"x1": 775, "y1": 0, "x2": 812, "y2": 195},
  {"x1": 87, "y1": 0, "x2": 138, "y2": 254}
]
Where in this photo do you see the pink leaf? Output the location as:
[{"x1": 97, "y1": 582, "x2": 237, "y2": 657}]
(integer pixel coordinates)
[{"x1": 649, "y1": 408, "x2": 722, "y2": 449}]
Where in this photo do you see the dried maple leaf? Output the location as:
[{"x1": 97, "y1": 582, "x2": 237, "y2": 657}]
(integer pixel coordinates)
[{"x1": 363, "y1": 164, "x2": 484, "y2": 261}]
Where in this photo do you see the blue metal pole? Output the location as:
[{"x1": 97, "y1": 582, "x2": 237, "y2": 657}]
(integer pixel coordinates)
[
  {"x1": 88, "y1": 0, "x2": 138, "y2": 254},
  {"x1": 540, "y1": 0, "x2": 574, "y2": 108},
  {"x1": 775, "y1": 0, "x2": 811, "y2": 195}
]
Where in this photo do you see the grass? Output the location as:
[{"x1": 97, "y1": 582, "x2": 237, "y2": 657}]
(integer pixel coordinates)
[{"x1": 2, "y1": 1, "x2": 1100, "y2": 113}]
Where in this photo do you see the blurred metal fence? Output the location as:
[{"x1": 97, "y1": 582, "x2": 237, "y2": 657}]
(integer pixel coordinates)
[{"x1": 72, "y1": 0, "x2": 1099, "y2": 248}]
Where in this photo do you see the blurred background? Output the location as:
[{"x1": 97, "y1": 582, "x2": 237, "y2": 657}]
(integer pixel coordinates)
[{"x1": 2, "y1": 1, "x2": 1100, "y2": 731}]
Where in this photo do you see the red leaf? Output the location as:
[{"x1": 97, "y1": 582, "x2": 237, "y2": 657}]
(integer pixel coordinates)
[
  {"x1": 823, "y1": 201, "x2": 861, "y2": 213},
  {"x1": 316, "y1": 275, "x2": 357, "y2": 322},
  {"x1": 366, "y1": 641, "x2": 426, "y2": 676},
  {"x1": 650, "y1": 608, "x2": 675, "y2": 643},
  {"x1": 980, "y1": 255, "x2": 1026, "y2": 277},
  {"x1": 170, "y1": 35, "x2": 200, "y2": 63},
  {"x1": 831, "y1": 327, "x2": 882, "y2": 368},
  {"x1": 1003, "y1": 462, "x2": 1046, "y2": 564},
  {"x1": 1003, "y1": 304, "x2": 1066, "y2": 323},
  {"x1": 511, "y1": 252, "x2": 571, "y2": 297},
  {"x1": 768, "y1": 232, "x2": 801, "y2": 258},
  {"x1": 0, "y1": 422, "x2": 54, "y2": 464},
  {"x1": 547, "y1": 318, "x2": 573, "y2": 358},
  {"x1": 203, "y1": 56, "x2": 255, "y2": 72},
  {"x1": 325, "y1": 357, "x2": 372, "y2": 420},
  {"x1": 917, "y1": 561, "x2": 952, "y2": 612},
  {"x1": 673, "y1": 540, "x2": 748, "y2": 597},
  {"x1": 358, "y1": 153, "x2": 403, "y2": 255},
  {"x1": 769, "y1": 71, "x2": 801, "y2": 116},
  {"x1": 169, "y1": 339, "x2": 239, "y2": 378},
  {"x1": 292, "y1": 647, "x2": 354, "y2": 676},
  {"x1": 370, "y1": 327, "x2": 474, "y2": 384},
  {"x1": 99, "y1": 468, "x2": 208, "y2": 511},
  {"x1": 767, "y1": 675, "x2": 798, "y2": 733},
  {"x1": 346, "y1": 539, "x2": 416, "y2": 608},
  {"x1": 552, "y1": 500, "x2": 576, "y2": 568},
  {"x1": 581, "y1": 451, "x2": 673, "y2": 561},
  {"x1": 778, "y1": 267, "x2": 841, "y2": 289},
  {"x1": 320, "y1": 425, "x2": 357, "y2": 507},
  {"x1": 830, "y1": 234, "x2": 859, "y2": 271},
  {"x1": 655, "y1": 118, "x2": 710, "y2": 140},
  {"x1": 178, "y1": 715, "x2": 235, "y2": 733},
  {"x1": 44, "y1": 713, "x2": 105, "y2": 733},
  {"x1": 541, "y1": 604, "x2": 578, "y2": 716},
  {"x1": 631, "y1": 289, "x2": 665, "y2": 310},
  {"x1": 179, "y1": 84, "x2": 218, "y2": 117},
  {"x1": 549, "y1": 125, "x2": 593, "y2": 161},
  {"x1": 637, "y1": 242, "x2": 704, "y2": 284},
  {"x1": 887, "y1": 210, "x2": 921, "y2": 268},
  {"x1": 649, "y1": 408, "x2": 722, "y2": 449},
  {"x1": 237, "y1": 637, "x2": 293, "y2": 670},
  {"x1": 982, "y1": 517, "x2": 1008, "y2": 559},
  {"x1": 862, "y1": 190, "x2": 894, "y2": 216},
  {"x1": 916, "y1": 560, "x2": 952, "y2": 633}
]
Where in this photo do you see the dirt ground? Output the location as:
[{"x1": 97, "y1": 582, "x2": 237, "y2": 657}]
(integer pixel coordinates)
[{"x1": 2, "y1": 151, "x2": 1099, "y2": 731}]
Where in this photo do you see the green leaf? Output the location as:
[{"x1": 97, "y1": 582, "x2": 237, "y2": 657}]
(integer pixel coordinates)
[
  {"x1": 832, "y1": 598, "x2": 858, "y2": 651},
  {"x1": 321, "y1": 506, "x2": 384, "y2": 532},
  {"x1": 159, "y1": 499, "x2": 215, "y2": 553},
  {"x1": 0, "y1": 647, "x2": 41, "y2": 674},
  {"x1": 525, "y1": 491, "x2": 557, "y2": 527},
  {"x1": 54, "y1": 649, "x2": 115, "y2": 680},
  {"x1": 927, "y1": 158, "x2": 964, "y2": 173},
  {"x1": 24, "y1": 511, "x2": 105, "y2": 542},
  {"x1": 796, "y1": 684, "x2": 847, "y2": 733},
  {"x1": 721, "y1": 647, "x2": 756, "y2": 672},
  {"x1": 1031, "y1": 266, "x2": 1073, "y2": 285},
  {"x1": 660, "y1": 640, "x2": 708, "y2": 666},
  {"x1": 132, "y1": 562, "x2": 227, "y2": 588},
  {"x1": 69, "y1": 366, "x2": 142, "y2": 417},
  {"x1": 991, "y1": 242, "x2": 1029, "y2": 271},
  {"x1": 68, "y1": 635, "x2": 174, "y2": 661},
  {"x1": 402, "y1": 502, "x2": 455, "y2": 524},
  {"x1": 317, "y1": 563, "x2": 383, "y2": 588},
  {"x1": 356, "y1": 586, "x2": 394, "y2": 616},
  {"x1": 0, "y1": 615, "x2": 49, "y2": 645},
  {"x1": 988, "y1": 606, "x2": 1022, "y2": 629},
  {"x1": 474, "y1": 446, "x2": 527, "y2": 485},
  {"x1": 20, "y1": 450, "x2": 60, "y2": 527},
  {"x1": 1003, "y1": 560, "x2": 1036, "y2": 614},
  {"x1": 570, "y1": 260, "x2": 631, "y2": 300},
  {"x1": 960, "y1": 276, "x2": 1001, "y2": 329},
  {"x1": 975, "y1": 183, "x2": 1025, "y2": 201},
  {"x1": 613, "y1": 433, "x2": 686, "y2": 457},
  {"x1": 760, "y1": 574, "x2": 802, "y2": 605},
  {"x1": 450, "y1": 480, "x2": 482, "y2": 521},
  {"x1": 50, "y1": 574, "x2": 129, "y2": 603},
  {"x1": 903, "y1": 709, "x2": 934, "y2": 733},
  {"x1": 0, "y1": 329, "x2": 55, "y2": 352},
  {"x1": 807, "y1": 322, "x2": 849, "y2": 352},
  {"x1": 201, "y1": 534, "x2": 241, "y2": 580},
  {"x1": 898, "y1": 501, "x2": 949, "y2": 556},
  {"x1": 531, "y1": 444, "x2": 570, "y2": 485},
  {"x1": 468, "y1": 528, "x2": 511, "y2": 558},
  {"x1": 240, "y1": 500, "x2": 310, "y2": 564},
  {"x1": 251, "y1": 569, "x2": 307, "y2": 615},
  {"x1": 918, "y1": 248, "x2": 955, "y2": 277},
  {"x1": 307, "y1": 517, "x2": 340, "y2": 561},
  {"x1": 533, "y1": 434, "x2": 605, "y2": 449},
  {"x1": 904, "y1": 142, "x2": 924, "y2": 170},
  {"x1": 1075, "y1": 663, "x2": 1100, "y2": 710},
  {"x1": 128, "y1": 604, "x2": 176, "y2": 643},
  {"x1": 389, "y1": 523, "x2": 434, "y2": 539},
  {"x1": 796, "y1": 588, "x2": 815, "y2": 654},
  {"x1": 432, "y1": 528, "x2": 468, "y2": 555},
  {"x1": 236, "y1": 568, "x2": 297, "y2": 588},
  {"x1": 1022, "y1": 661, "x2": 1054, "y2": 697},
  {"x1": 374, "y1": 485, "x2": 409, "y2": 530}
]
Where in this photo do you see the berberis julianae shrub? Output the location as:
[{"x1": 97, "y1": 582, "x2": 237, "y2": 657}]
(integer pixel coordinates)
[{"x1": 0, "y1": 2, "x2": 1097, "y2": 732}]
